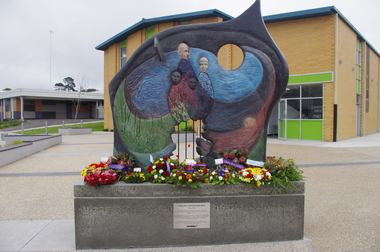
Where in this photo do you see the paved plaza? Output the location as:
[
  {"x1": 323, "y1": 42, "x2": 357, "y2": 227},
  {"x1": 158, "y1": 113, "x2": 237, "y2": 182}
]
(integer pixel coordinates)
[{"x1": 0, "y1": 128, "x2": 379, "y2": 251}]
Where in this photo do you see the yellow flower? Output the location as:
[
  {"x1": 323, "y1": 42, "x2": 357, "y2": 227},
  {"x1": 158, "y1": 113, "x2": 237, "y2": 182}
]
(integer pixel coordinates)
[
  {"x1": 257, "y1": 181, "x2": 262, "y2": 187},
  {"x1": 188, "y1": 179, "x2": 193, "y2": 182},
  {"x1": 178, "y1": 176, "x2": 183, "y2": 180}
]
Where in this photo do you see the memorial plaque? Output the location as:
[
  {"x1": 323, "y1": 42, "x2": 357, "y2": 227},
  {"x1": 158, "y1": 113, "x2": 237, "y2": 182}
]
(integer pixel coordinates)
[{"x1": 173, "y1": 203, "x2": 210, "y2": 229}]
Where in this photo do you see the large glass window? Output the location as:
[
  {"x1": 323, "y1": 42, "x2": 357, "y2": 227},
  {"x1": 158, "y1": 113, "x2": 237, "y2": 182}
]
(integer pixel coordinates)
[{"x1": 284, "y1": 84, "x2": 323, "y2": 120}]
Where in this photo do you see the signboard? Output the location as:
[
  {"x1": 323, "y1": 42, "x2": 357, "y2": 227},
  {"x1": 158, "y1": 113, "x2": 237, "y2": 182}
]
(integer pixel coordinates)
[{"x1": 173, "y1": 203, "x2": 210, "y2": 229}]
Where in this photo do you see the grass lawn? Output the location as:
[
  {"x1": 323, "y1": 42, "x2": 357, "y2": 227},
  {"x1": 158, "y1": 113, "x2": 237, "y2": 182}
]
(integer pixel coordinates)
[{"x1": 14, "y1": 122, "x2": 105, "y2": 135}]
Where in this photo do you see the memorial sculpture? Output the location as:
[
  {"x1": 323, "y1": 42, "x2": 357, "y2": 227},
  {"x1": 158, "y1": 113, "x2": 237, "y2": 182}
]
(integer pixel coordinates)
[{"x1": 109, "y1": 0, "x2": 289, "y2": 168}]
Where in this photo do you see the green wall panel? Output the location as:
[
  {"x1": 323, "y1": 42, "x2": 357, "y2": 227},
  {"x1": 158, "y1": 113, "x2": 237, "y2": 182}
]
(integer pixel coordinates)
[
  {"x1": 301, "y1": 120, "x2": 323, "y2": 140},
  {"x1": 288, "y1": 72, "x2": 333, "y2": 84},
  {"x1": 286, "y1": 120, "x2": 300, "y2": 139}
]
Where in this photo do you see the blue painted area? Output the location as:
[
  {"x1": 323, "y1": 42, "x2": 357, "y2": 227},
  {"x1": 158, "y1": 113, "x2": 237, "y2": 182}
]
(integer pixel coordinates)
[
  {"x1": 189, "y1": 48, "x2": 263, "y2": 101},
  {"x1": 130, "y1": 48, "x2": 263, "y2": 116},
  {"x1": 130, "y1": 52, "x2": 178, "y2": 117}
]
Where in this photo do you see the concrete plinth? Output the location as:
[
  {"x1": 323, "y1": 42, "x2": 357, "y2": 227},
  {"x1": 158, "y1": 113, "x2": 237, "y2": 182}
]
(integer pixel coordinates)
[
  {"x1": 58, "y1": 128, "x2": 92, "y2": 135},
  {"x1": 74, "y1": 181, "x2": 304, "y2": 250}
]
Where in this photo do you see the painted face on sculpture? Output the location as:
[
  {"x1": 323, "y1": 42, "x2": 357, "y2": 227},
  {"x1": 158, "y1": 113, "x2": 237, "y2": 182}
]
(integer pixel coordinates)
[
  {"x1": 178, "y1": 43, "x2": 190, "y2": 60},
  {"x1": 188, "y1": 78, "x2": 197, "y2": 90},
  {"x1": 170, "y1": 70, "x2": 181, "y2": 85},
  {"x1": 199, "y1": 57, "x2": 209, "y2": 73}
]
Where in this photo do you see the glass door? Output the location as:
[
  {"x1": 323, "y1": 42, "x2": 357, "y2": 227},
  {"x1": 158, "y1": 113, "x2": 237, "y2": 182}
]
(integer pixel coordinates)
[{"x1": 278, "y1": 99, "x2": 286, "y2": 139}]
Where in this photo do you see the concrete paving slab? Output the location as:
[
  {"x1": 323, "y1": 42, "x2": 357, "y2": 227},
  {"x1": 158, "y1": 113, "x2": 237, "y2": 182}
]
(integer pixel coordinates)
[
  {"x1": 0, "y1": 220, "x2": 51, "y2": 251},
  {"x1": 20, "y1": 220, "x2": 75, "y2": 251},
  {"x1": 0, "y1": 131, "x2": 379, "y2": 251}
]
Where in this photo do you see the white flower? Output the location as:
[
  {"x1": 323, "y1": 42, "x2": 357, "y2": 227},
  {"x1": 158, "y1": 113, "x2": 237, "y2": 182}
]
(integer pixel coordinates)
[
  {"x1": 266, "y1": 172, "x2": 271, "y2": 177},
  {"x1": 154, "y1": 175, "x2": 158, "y2": 179},
  {"x1": 152, "y1": 165, "x2": 156, "y2": 169},
  {"x1": 160, "y1": 158, "x2": 163, "y2": 161},
  {"x1": 254, "y1": 175, "x2": 263, "y2": 181},
  {"x1": 211, "y1": 171, "x2": 216, "y2": 175},
  {"x1": 159, "y1": 169, "x2": 164, "y2": 174},
  {"x1": 218, "y1": 176, "x2": 223, "y2": 181},
  {"x1": 161, "y1": 176, "x2": 165, "y2": 181},
  {"x1": 242, "y1": 171, "x2": 249, "y2": 176},
  {"x1": 232, "y1": 173, "x2": 235, "y2": 178},
  {"x1": 209, "y1": 176, "x2": 213, "y2": 180}
]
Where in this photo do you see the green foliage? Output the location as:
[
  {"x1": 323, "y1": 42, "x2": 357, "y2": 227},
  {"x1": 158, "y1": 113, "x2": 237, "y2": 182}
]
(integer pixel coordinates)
[
  {"x1": 13, "y1": 122, "x2": 104, "y2": 135},
  {"x1": 0, "y1": 120, "x2": 22, "y2": 129},
  {"x1": 2, "y1": 88, "x2": 12, "y2": 91},
  {"x1": 179, "y1": 121, "x2": 194, "y2": 132},
  {"x1": 264, "y1": 156, "x2": 305, "y2": 194},
  {"x1": 0, "y1": 140, "x2": 24, "y2": 148},
  {"x1": 85, "y1": 88, "x2": 98, "y2": 92}
]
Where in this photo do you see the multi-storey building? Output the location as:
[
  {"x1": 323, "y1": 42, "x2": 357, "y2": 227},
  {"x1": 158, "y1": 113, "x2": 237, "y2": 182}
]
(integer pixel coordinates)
[{"x1": 96, "y1": 6, "x2": 379, "y2": 141}]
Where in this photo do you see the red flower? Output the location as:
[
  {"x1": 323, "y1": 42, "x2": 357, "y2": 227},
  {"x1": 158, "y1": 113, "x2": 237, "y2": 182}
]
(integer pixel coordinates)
[
  {"x1": 163, "y1": 156, "x2": 168, "y2": 160},
  {"x1": 223, "y1": 153, "x2": 229, "y2": 159},
  {"x1": 247, "y1": 174, "x2": 253, "y2": 178},
  {"x1": 147, "y1": 167, "x2": 153, "y2": 173},
  {"x1": 239, "y1": 156, "x2": 246, "y2": 163},
  {"x1": 241, "y1": 149, "x2": 249, "y2": 155},
  {"x1": 228, "y1": 153, "x2": 235, "y2": 159}
]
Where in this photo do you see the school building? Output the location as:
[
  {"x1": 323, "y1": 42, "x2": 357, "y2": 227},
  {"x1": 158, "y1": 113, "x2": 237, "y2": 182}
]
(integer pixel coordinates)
[
  {"x1": 96, "y1": 6, "x2": 379, "y2": 141},
  {"x1": 0, "y1": 88, "x2": 104, "y2": 121}
]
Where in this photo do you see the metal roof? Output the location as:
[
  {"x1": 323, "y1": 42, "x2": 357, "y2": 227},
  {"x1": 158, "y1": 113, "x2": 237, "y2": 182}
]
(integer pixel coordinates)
[
  {"x1": 95, "y1": 9, "x2": 233, "y2": 51},
  {"x1": 0, "y1": 88, "x2": 104, "y2": 101},
  {"x1": 95, "y1": 6, "x2": 379, "y2": 56}
]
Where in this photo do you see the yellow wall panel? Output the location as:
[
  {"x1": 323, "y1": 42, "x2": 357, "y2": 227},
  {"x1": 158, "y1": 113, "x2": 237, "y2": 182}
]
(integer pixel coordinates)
[
  {"x1": 335, "y1": 17, "x2": 358, "y2": 140},
  {"x1": 266, "y1": 15, "x2": 335, "y2": 75}
]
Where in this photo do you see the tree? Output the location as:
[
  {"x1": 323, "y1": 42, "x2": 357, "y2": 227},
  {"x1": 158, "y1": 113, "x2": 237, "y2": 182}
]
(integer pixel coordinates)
[
  {"x1": 63, "y1": 77, "x2": 76, "y2": 91},
  {"x1": 2, "y1": 88, "x2": 12, "y2": 91},
  {"x1": 85, "y1": 88, "x2": 98, "y2": 92},
  {"x1": 54, "y1": 83, "x2": 65, "y2": 90}
]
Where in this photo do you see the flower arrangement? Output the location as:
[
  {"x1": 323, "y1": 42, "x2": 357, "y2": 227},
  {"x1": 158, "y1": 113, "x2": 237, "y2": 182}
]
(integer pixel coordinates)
[
  {"x1": 80, "y1": 152, "x2": 304, "y2": 193},
  {"x1": 238, "y1": 167, "x2": 271, "y2": 187},
  {"x1": 167, "y1": 159, "x2": 209, "y2": 188},
  {"x1": 207, "y1": 167, "x2": 240, "y2": 185},
  {"x1": 218, "y1": 149, "x2": 249, "y2": 171},
  {"x1": 107, "y1": 153, "x2": 134, "y2": 171},
  {"x1": 264, "y1": 156, "x2": 305, "y2": 193},
  {"x1": 122, "y1": 172, "x2": 147, "y2": 183},
  {"x1": 81, "y1": 163, "x2": 119, "y2": 187},
  {"x1": 146, "y1": 156, "x2": 178, "y2": 183}
]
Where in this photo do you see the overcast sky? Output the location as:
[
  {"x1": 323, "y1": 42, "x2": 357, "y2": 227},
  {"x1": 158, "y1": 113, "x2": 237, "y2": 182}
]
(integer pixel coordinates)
[{"x1": 0, "y1": 0, "x2": 379, "y2": 91}]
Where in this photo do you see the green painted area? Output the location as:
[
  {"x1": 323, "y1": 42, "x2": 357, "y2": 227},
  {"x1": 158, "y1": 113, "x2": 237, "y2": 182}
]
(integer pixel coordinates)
[
  {"x1": 120, "y1": 41, "x2": 126, "y2": 47},
  {"x1": 286, "y1": 120, "x2": 300, "y2": 139},
  {"x1": 146, "y1": 27, "x2": 155, "y2": 39},
  {"x1": 301, "y1": 120, "x2": 323, "y2": 140},
  {"x1": 248, "y1": 129, "x2": 266, "y2": 161},
  {"x1": 113, "y1": 83, "x2": 176, "y2": 153},
  {"x1": 288, "y1": 72, "x2": 333, "y2": 84}
]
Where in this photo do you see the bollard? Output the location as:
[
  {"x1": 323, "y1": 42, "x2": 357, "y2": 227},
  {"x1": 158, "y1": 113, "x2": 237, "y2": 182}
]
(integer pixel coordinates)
[
  {"x1": 81, "y1": 120, "x2": 83, "y2": 128},
  {"x1": 21, "y1": 123, "x2": 24, "y2": 135},
  {"x1": 62, "y1": 121, "x2": 65, "y2": 128},
  {"x1": 45, "y1": 121, "x2": 48, "y2": 135}
]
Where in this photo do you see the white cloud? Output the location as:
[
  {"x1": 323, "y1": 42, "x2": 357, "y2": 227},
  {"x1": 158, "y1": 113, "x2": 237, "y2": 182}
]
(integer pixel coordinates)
[{"x1": 0, "y1": 0, "x2": 379, "y2": 90}]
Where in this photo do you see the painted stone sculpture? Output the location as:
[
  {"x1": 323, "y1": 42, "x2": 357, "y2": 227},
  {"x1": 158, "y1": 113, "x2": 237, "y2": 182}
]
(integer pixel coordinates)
[{"x1": 109, "y1": 0, "x2": 288, "y2": 167}]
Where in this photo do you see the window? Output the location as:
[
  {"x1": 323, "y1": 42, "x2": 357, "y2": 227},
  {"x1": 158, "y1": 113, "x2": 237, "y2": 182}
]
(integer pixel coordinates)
[
  {"x1": 146, "y1": 26, "x2": 154, "y2": 40},
  {"x1": 283, "y1": 84, "x2": 323, "y2": 119},
  {"x1": 120, "y1": 41, "x2": 126, "y2": 69}
]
